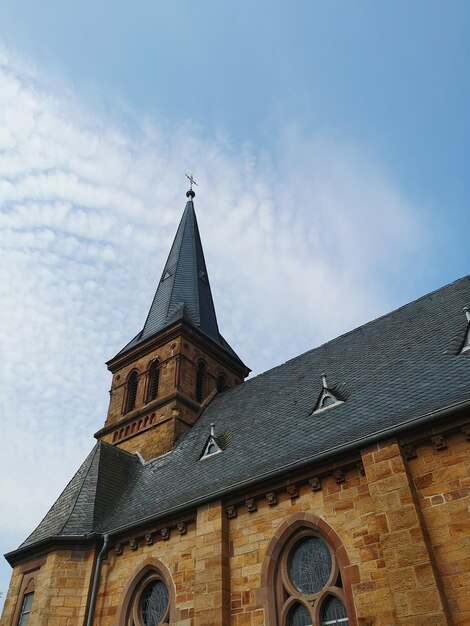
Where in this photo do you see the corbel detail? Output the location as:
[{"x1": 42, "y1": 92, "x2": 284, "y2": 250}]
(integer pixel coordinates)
[
  {"x1": 226, "y1": 504, "x2": 238, "y2": 519},
  {"x1": 402, "y1": 444, "x2": 417, "y2": 460},
  {"x1": 309, "y1": 476, "x2": 322, "y2": 492},
  {"x1": 265, "y1": 491, "x2": 277, "y2": 507},
  {"x1": 287, "y1": 484, "x2": 299, "y2": 499},
  {"x1": 431, "y1": 434, "x2": 447, "y2": 450},
  {"x1": 246, "y1": 498, "x2": 257, "y2": 513},
  {"x1": 333, "y1": 469, "x2": 345, "y2": 484}
]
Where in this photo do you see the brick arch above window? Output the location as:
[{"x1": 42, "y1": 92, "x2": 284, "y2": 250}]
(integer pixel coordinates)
[
  {"x1": 261, "y1": 513, "x2": 358, "y2": 626},
  {"x1": 116, "y1": 558, "x2": 176, "y2": 626}
]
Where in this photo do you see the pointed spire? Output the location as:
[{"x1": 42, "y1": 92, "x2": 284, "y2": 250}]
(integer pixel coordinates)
[{"x1": 115, "y1": 192, "x2": 246, "y2": 369}]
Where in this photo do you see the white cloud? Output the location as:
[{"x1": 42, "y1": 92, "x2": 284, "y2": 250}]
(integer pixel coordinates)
[{"x1": 0, "y1": 46, "x2": 428, "y2": 600}]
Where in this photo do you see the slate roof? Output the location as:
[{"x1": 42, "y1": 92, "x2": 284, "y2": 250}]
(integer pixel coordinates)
[
  {"x1": 114, "y1": 198, "x2": 245, "y2": 368},
  {"x1": 16, "y1": 274, "x2": 470, "y2": 552}
]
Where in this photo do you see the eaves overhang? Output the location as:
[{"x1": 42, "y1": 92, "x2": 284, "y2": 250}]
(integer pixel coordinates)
[
  {"x1": 106, "y1": 319, "x2": 249, "y2": 378},
  {"x1": 83, "y1": 398, "x2": 470, "y2": 544}
]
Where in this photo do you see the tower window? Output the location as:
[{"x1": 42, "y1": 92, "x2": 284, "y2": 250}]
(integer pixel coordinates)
[
  {"x1": 196, "y1": 362, "x2": 206, "y2": 403},
  {"x1": 216, "y1": 374, "x2": 226, "y2": 393},
  {"x1": 147, "y1": 360, "x2": 160, "y2": 401},
  {"x1": 126, "y1": 371, "x2": 138, "y2": 413}
]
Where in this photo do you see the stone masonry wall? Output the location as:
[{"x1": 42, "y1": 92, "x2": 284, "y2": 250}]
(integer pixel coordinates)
[
  {"x1": 406, "y1": 428, "x2": 470, "y2": 626},
  {"x1": 2, "y1": 435, "x2": 468, "y2": 626},
  {"x1": 0, "y1": 549, "x2": 94, "y2": 626}
]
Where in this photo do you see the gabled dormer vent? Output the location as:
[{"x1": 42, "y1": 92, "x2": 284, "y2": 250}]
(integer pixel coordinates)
[
  {"x1": 199, "y1": 423, "x2": 233, "y2": 460},
  {"x1": 161, "y1": 266, "x2": 174, "y2": 282},
  {"x1": 461, "y1": 307, "x2": 470, "y2": 353},
  {"x1": 311, "y1": 373, "x2": 344, "y2": 415}
]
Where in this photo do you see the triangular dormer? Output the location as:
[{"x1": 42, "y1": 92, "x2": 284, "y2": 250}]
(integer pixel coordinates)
[
  {"x1": 95, "y1": 187, "x2": 250, "y2": 460},
  {"x1": 311, "y1": 373, "x2": 343, "y2": 415},
  {"x1": 199, "y1": 424, "x2": 233, "y2": 460},
  {"x1": 460, "y1": 307, "x2": 470, "y2": 353}
]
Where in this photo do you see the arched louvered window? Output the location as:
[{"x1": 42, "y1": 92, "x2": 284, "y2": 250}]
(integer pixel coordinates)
[
  {"x1": 126, "y1": 371, "x2": 138, "y2": 413},
  {"x1": 196, "y1": 362, "x2": 206, "y2": 403},
  {"x1": 147, "y1": 360, "x2": 160, "y2": 402},
  {"x1": 216, "y1": 374, "x2": 226, "y2": 393}
]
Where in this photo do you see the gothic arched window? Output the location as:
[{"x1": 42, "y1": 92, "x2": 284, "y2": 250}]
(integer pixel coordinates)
[
  {"x1": 196, "y1": 361, "x2": 206, "y2": 403},
  {"x1": 126, "y1": 370, "x2": 139, "y2": 413},
  {"x1": 147, "y1": 359, "x2": 160, "y2": 402},
  {"x1": 262, "y1": 514, "x2": 355, "y2": 626},
  {"x1": 117, "y1": 560, "x2": 174, "y2": 626},
  {"x1": 216, "y1": 374, "x2": 226, "y2": 393}
]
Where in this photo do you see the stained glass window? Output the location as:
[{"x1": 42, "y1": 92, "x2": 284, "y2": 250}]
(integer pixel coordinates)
[
  {"x1": 289, "y1": 537, "x2": 332, "y2": 594},
  {"x1": 17, "y1": 592, "x2": 34, "y2": 626},
  {"x1": 140, "y1": 581, "x2": 168, "y2": 626},
  {"x1": 322, "y1": 596, "x2": 349, "y2": 625},
  {"x1": 288, "y1": 603, "x2": 312, "y2": 626}
]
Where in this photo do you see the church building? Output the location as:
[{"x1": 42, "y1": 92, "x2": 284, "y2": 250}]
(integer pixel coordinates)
[{"x1": 1, "y1": 184, "x2": 470, "y2": 626}]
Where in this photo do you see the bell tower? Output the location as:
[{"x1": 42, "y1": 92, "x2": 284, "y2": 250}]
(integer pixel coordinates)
[{"x1": 95, "y1": 186, "x2": 250, "y2": 460}]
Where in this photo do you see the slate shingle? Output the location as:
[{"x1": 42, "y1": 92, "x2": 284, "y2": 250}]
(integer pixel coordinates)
[
  {"x1": 14, "y1": 275, "x2": 470, "y2": 552},
  {"x1": 114, "y1": 200, "x2": 246, "y2": 369}
]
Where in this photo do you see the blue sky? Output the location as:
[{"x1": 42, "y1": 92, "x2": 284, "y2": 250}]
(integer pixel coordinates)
[{"x1": 0, "y1": 0, "x2": 469, "y2": 606}]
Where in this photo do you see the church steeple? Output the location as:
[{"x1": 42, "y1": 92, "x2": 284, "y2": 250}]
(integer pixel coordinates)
[
  {"x1": 96, "y1": 188, "x2": 249, "y2": 460},
  {"x1": 115, "y1": 192, "x2": 242, "y2": 365}
]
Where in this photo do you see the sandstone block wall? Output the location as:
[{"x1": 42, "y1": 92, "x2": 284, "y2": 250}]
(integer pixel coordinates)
[
  {"x1": 2, "y1": 433, "x2": 468, "y2": 626},
  {"x1": 407, "y1": 428, "x2": 470, "y2": 626},
  {"x1": 0, "y1": 549, "x2": 94, "y2": 626}
]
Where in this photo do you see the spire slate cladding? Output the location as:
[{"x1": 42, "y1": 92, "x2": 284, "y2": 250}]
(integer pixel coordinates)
[{"x1": 115, "y1": 194, "x2": 245, "y2": 366}]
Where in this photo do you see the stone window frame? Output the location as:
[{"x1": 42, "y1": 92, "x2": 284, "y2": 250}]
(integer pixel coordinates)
[
  {"x1": 117, "y1": 558, "x2": 175, "y2": 626},
  {"x1": 11, "y1": 559, "x2": 43, "y2": 626},
  {"x1": 261, "y1": 513, "x2": 358, "y2": 626}
]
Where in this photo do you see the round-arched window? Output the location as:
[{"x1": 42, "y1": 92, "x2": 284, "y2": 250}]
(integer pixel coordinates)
[
  {"x1": 140, "y1": 581, "x2": 168, "y2": 626},
  {"x1": 277, "y1": 529, "x2": 349, "y2": 626},
  {"x1": 119, "y1": 564, "x2": 172, "y2": 626},
  {"x1": 321, "y1": 596, "x2": 348, "y2": 625},
  {"x1": 288, "y1": 603, "x2": 312, "y2": 626}
]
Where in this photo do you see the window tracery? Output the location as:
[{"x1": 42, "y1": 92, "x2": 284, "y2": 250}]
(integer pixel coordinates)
[
  {"x1": 263, "y1": 514, "x2": 355, "y2": 626},
  {"x1": 117, "y1": 561, "x2": 174, "y2": 626}
]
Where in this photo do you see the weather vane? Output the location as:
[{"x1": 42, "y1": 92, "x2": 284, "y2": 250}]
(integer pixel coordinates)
[{"x1": 185, "y1": 170, "x2": 198, "y2": 191}]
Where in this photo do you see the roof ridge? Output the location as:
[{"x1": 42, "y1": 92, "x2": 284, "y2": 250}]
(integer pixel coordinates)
[
  {"x1": 223, "y1": 274, "x2": 470, "y2": 389},
  {"x1": 164, "y1": 201, "x2": 193, "y2": 324}
]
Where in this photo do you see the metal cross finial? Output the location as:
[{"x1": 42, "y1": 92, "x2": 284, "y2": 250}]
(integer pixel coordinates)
[{"x1": 185, "y1": 170, "x2": 198, "y2": 191}]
